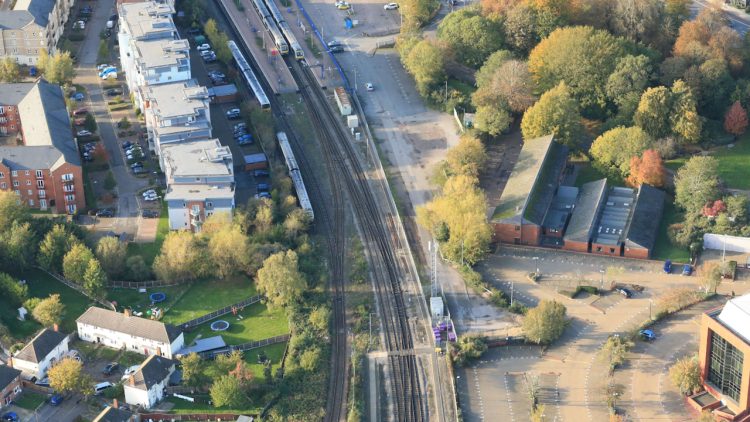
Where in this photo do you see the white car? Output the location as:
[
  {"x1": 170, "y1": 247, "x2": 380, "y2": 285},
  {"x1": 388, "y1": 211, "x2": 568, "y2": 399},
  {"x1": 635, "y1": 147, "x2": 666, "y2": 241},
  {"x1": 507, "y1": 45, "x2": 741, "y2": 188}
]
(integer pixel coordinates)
[
  {"x1": 76, "y1": 130, "x2": 92, "y2": 137},
  {"x1": 121, "y1": 365, "x2": 140, "y2": 380},
  {"x1": 366, "y1": 83, "x2": 374, "y2": 91},
  {"x1": 384, "y1": 2, "x2": 398, "y2": 9},
  {"x1": 142, "y1": 189, "x2": 156, "y2": 198},
  {"x1": 197, "y1": 43, "x2": 211, "y2": 51},
  {"x1": 143, "y1": 194, "x2": 159, "y2": 202},
  {"x1": 97, "y1": 63, "x2": 110, "y2": 71}
]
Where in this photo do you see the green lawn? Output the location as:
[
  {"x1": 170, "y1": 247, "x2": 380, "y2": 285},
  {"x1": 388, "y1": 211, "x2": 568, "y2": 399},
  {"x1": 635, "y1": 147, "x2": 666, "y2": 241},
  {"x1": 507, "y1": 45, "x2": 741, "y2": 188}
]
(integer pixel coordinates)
[
  {"x1": 70, "y1": 340, "x2": 120, "y2": 362},
  {"x1": 652, "y1": 199, "x2": 691, "y2": 262},
  {"x1": 14, "y1": 392, "x2": 47, "y2": 410},
  {"x1": 184, "y1": 302, "x2": 288, "y2": 346},
  {"x1": 712, "y1": 134, "x2": 750, "y2": 189},
  {"x1": 166, "y1": 396, "x2": 263, "y2": 415},
  {"x1": 0, "y1": 269, "x2": 94, "y2": 339},
  {"x1": 106, "y1": 285, "x2": 187, "y2": 314},
  {"x1": 573, "y1": 163, "x2": 623, "y2": 187},
  {"x1": 161, "y1": 276, "x2": 258, "y2": 325},
  {"x1": 126, "y1": 202, "x2": 169, "y2": 267}
]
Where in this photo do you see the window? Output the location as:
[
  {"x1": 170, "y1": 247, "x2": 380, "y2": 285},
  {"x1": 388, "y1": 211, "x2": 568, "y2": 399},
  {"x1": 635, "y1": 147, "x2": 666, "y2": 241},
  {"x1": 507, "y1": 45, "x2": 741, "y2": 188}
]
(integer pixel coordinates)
[
  {"x1": 26, "y1": 180, "x2": 31, "y2": 186},
  {"x1": 38, "y1": 190, "x2": 45, "y2": 198},
  {"x1": 37, "y1": 180, "x2": 44, "y2": 188},
  {"x1": 28, "y1": 199, "x2": 33, "y2": 206},
  {"x1": 67, "y1": 204, "x2": 76, "y2": 214},
  {"x1": 61, "y1": 173, "x2": 73, "y2": 182},
  {"x1": 0, "y1": 183, "x2": 5, "y2": 189},
  {"x1": 65, "y1": 194, "x2": 75, "y2": 202},
  {"x1": 9, "y1": 125, "x2": 14, "y2": 130},
  {"x1": 515, "y1": 226, "x2": 521, "y2": 231},
  {"x1": 24, "y1": 170, "x2": 29, "y2": 176},
  {"x1": 596, "y1": 246, "x2": 602, "y2": 252},
  {"x1": 708, "y1": 332, "x2": 744, "y2": 402},
  {"x1": 11, "y1": 170, "x2": 17, "y2": 177},
  {"x1": 0, "y1": 172, "x2": 4, "y2": 178},
  {"x1": 609, "y1": 248, "x2": 615, "y2": 254},
  {"x1": 35, "y1": 170, "x2": 43, "y2": 178},
  {"x1": 26, "y1": 190, "x2": 32, "y2": 195},
  {"x1": 12, "y1": 181, "x2": 18, "y2": 187},
  {"x1": 206, "y1": 202, "x2": 213, "y2": 208},
  {"x1": 39, "y1": 199, "x2": 47, "y2": 210}
]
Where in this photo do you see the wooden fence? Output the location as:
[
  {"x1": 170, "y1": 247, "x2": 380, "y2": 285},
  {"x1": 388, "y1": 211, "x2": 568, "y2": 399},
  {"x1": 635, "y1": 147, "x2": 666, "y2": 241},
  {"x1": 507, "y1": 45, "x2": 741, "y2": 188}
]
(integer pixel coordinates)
[
  {"x1": 198, "y1": 334, "x2": 290, "y2": 359},
  {"x1": 139, "y1": 411, "x2": 256, "y2": 421},
  {"x1": 106, "y1": 279, "x2": 180, "y2": 289},
  {"x1": 40, "y1": 268, "x2": 115, "y2": 310},
  {"x1": 179, "y1": 295, "x2": 264, "y2": 330}
]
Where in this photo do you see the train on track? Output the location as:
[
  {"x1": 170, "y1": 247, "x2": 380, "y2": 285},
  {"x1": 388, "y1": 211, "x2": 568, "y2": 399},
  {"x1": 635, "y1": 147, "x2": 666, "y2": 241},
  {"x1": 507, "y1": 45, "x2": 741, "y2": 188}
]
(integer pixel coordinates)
[
  {"x1": 277, "y1": 131, "x2": 314, "y2": 219},
  {"x1": 263, "y1": 0, "x2": 304, "y2": 59},
  {"x1": 249, "y1": 0, "x2": 289, "y2": 55},
  {"x1": 227, "y1": 40, "x2": 271, "y2": 110}
]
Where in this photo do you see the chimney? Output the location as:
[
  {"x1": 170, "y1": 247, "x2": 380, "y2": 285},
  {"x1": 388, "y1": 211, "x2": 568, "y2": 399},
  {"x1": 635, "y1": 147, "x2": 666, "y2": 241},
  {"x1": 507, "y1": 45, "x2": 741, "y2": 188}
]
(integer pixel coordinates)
[
  {"x1": 123, "y1": 308, "x2": 131, "y2": 317},
  {"x1": 113, "y1": 398, "x2": 118, "y2": 409},
  {"x1": 53, "y1": 323, "x2": 59, "y2": 332}
]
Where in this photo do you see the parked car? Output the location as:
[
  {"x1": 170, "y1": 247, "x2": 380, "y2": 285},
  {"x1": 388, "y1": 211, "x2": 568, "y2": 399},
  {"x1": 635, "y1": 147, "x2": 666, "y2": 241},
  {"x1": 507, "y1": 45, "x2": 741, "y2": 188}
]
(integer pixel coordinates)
[
  {"x1": 203, "y1": 55, "x2": 217, "y2": 63},
  {"x1": 682, "y1": 264, "x2": 693, "y2": 276},
  {"x1": 256, "y1": 183, "x2": 270, "y2": 193},
  {"x1": 255, "y1": 192, "x2": 272, "y2": 199},
  {"x1": 234, "y1": 123, "x2": 247, "y2": 131},
  {"x1": 226, "y1": 108, "x2": 241, "y2": 119},
  {"x1": 94, "y1": 382, "x2": 115, "y2": 395},
  {"x1": 616, "y1": 288, "x2": 632, "y2": 298},
  {"x1": 70, "y1": 92, "x2": 85, "y2": 101},
  {"x1": 663, "y1": 259, "x2": 672, "y2": 274},
  {"x1": 132, "y1": 167, "x2": 146, "y2": 174},
  {"x1": 329, "y1": 45, "x2": 344, "y2": 53},
  {"x1": 197, "y1": 43, "x2": 211, "y2": 51},
  {"x1": 34, "y1": 377, "x2": 50, "y2": 387},
  {"x1": 237, "y1": 138, "x2": 253, "y2": 146},
  {"x1": 141, "y1": 209, "x2": 159, "y2": 218},
  {"x1": 72, "y1": 108, "x2": 88, "y2": 116},
  {"x1": 253, "y1": 169, "x2": 270, "y2": 177},
  {"x1": 95, "y1": 209, "x2": 114, "y2": 218},
  {"x1": 76, "y1": 130, "x2": 92, "y2": 137},
  {"x1": 106, "y1": 88, "x2": 123, "y2": 96},
  {"x1": 336, "y1": 1, "x2": 350, "y2": 9},
  {"x1": 365, "y1": 82, "x2": 374, "y2": 91},
  {"x1": 327, "y1": 40, "x2": 342, "y2": 48},
  {"x1": 209, "y1": 71, "x2": 226, "y2": 79},
  {"x1": 639, "y1": 329, "x2": 656, "y2": 341},
  {"x1": 143, "y1": 194, "x2": 159, "y2": 202},
  {"x1": 142, "y1": 189, "x2": 157, "y2": 197},
  {"x1": 97, "y1": 63, "x2": 111, "y2": 71},
  {"x1": 102, "y1": 362, "x2": 119, "y2": 376},
  {"x1": 2, "y1": 412, "x2": 18, "y2": 422},
  {"x1": 384, "y1": 2, "x2": 399, "y2": 9},
  {"x1": 66, "y1": 350, "x2": 82, "y2": 362},
  {"x1": 50, "y1": 394, "x2": 64, "y2": 406}
]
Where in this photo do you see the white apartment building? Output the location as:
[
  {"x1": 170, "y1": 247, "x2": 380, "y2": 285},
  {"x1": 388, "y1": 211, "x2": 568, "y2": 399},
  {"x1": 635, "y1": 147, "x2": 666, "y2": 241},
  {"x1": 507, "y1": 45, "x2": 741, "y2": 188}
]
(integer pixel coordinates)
[
  {"x1": 76, "y1": 307, "x2": 185, "y2": 359},
  {"x1": 0, "y1": 0, "x2": 74, "y2": 64},
  {"x1": 161, "y1": 139, "x2": 234, "y2": 231}
]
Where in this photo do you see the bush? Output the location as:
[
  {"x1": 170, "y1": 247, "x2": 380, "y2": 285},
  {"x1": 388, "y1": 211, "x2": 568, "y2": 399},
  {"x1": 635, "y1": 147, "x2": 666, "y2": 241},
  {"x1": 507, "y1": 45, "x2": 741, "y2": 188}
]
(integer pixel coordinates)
[
  {"x1": 452, "y1": 335, "x2": 487, "y2": 366},
  {"x1": 669, "y1": 356, "x2": 701, "y2": 395}
]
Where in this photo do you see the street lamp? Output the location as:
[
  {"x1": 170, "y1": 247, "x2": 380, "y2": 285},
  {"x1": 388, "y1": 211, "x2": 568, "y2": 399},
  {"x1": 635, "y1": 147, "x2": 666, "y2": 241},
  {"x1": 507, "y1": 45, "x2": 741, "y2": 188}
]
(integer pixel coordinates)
[{"x1": 599, "y1": 269, "x2": 605, "y2": 289}]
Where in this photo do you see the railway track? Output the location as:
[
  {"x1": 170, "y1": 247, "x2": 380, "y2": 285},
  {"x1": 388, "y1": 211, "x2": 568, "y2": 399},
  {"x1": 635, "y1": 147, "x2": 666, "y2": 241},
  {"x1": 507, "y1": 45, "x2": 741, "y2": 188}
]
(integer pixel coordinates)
[{"x1": 289, "y1": 62, "x2": 427, "y2": 421}]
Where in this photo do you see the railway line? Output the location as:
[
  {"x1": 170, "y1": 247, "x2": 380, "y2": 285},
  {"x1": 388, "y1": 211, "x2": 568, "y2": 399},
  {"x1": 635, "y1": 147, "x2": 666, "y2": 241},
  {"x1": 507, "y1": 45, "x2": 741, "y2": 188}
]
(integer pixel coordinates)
[{"x1": 289, "y1": 62, "x2": 427, "y2": 421}]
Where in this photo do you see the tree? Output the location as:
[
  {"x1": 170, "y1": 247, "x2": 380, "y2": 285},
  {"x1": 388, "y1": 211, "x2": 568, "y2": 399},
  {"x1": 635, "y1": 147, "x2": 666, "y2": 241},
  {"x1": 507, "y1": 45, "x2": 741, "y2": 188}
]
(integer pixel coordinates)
[
  {"x1": 724, "y1": 100, "x2": 748, "y2": 138},
  {"x1": 299, "y1": 346, "x2": 322, "y2": 371},
  {"x1": 444, "y1": 135, "x2": 487, "y2": 179},
  {"x1": 521, "y1": 82, "x2": 583, "y2": 148},
  {"x1": 97, "y1": 40, "x2": 109, "y2": 63},
  {"x1": 606, "y1": 55, "x2": 653, "y2": 104},
  {"x1": 452, "y1": 335, "x2": 488, "y2": 366},
  {"x1": 700, "y1": 262, "x2": 722, "y2": 294},
  {"x1": 609, "y1": 0, "x2": 665, "y2": 46},
  {"x1": 31, "y1": 294, "x2": 65, "y2": 327},
  {"x1": 522, "y1": 300, "x2": 567, "y2": 345},
  {"x1": 38, "y1": 224, "x2": 79, "y2": 273},
  {"x1": 0, "y1": 191, "x2": 28, "y2": 231},
  {"x1": 475, "y1": 105, "x2": 513, "y2": 136},
  {"x1": 62, "y1": 243, "x2": 95, "y2": 284},
  {"x1": 0, "y1": 272, "x2": 28, "y2": 306},
  {"x1": 400, "y1": 0, "x2": 440, "y2": 31},
  {"x1": 474, "y1": 50, "x2": 513, "y2": 88},
  {"x1": 479, "y1": 0, "x2": 515, "y2": 17},
  {"x1": 674, "y1": 156, "x2": 721, "y2": 215},
  {"x1": 125, "y1": 255, "x2": 150, "y2": 281},
  {"x1": 38, "y1": 51, "x2": 75, "y2": 86},
  {"x1": 670, "y1": 80, "x2": 702, "y2": 143},
  {"x1": 590, "y1": 126, "x2": 653, "y2": 178},
  {"x1": 83, "y1": 113, "x2": 97, "y2": 133},
  {"x1": 634, "y1": 86, "x2": 672, "y2": 139},
  {"x1": 153, "y1": 231, "x2": 203, "y2": 283},
  {"x1": 82, "y1": 259, "x2": 107, "y2": 298},
  {"x1": 210, "y1": 375, "x2": 246, "y2": 408},
  {"x1": 283, "y1": 209, "x2": 310, "y2": 239},
  {"x1": 474, "y1": 59, "x2": 536, "y2": 114},
  {"x1": 503, "y1": 4, "x2": 541, "y2": 54},
  {"x1": 0, "y1": 57, "x2": 20, "y2": 83},
  {"x1": 95, "y1": 237, "x2": 127, "y2": 278},
  {"x1": 669, "y1": 355, "x2": 701, "y2": 395},
  {"x1": 256, "y1": 250, "x2": 306, "y2": 308},
  {"x1": 416, "y1": 175, "x2": 492, "y2": 265},
  {"x1": 180, "y1": 353, "x2": 206, "y2": 388},
  {"x1": 402, "y1": 39, "x2": 445, "y2": 97},
  {"x1": 437, "y1": 9, "x2": 504, "y2": 68},
  {"x1": 528, "y1": 26, "x2": 629, "y2": 114},
  {"x1": 627, "y1": 149, "x2": 666, "y2": 187},
  {"x1": 599, "y1": 335, "x2": 633, "y2": 372},
  {"x1": 0, "y1": 221, "x2": 36, "y2": 271},
  {"x1": 48, "y1": 358, "x2": 93, "y2": 396},
  {"x1": 309, "y1": 307, "x2": 330, "y2": 333},
  {"x1": 207, "y1": 221, "x2": 250, "y2": 278},
  {"x1": 204, "y1": 19, "x2": 232, "y2": 65}
]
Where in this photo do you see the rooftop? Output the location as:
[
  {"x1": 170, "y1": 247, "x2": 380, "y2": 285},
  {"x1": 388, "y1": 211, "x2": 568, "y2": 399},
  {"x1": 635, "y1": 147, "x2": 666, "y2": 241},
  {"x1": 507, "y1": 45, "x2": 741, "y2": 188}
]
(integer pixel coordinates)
[
  {"x1": 0, "y1": 11, "x2": 35, "y2": 30},
  {"x1": 141, "y1": 80, "x2": 209, "y2": 120},
  {"x1": 564, "y1": 179, "x2": 608, "y2": 243},
  {"x1": 0, "y1": 365, "x2": 21, "y2": 390},
  {"x1": 164, "y1": 183, "x2": 234, "y2": 201},
  {"x1": 592, "y1": 187, "x2": 635, "y2": 246},
  {"x1": 126, "y1": 355, "x2": 174, "y2": 391},
  {"x1": 541, "y1": 185, "x2": 578, "y2": 232},
  {"x1": 716, "y1": 294, "x2": 750, "y2": 344},
  {"x1": 134, "y1": 38, "x2": 189, "y2": 69},
  {"x1": 161, "y1": 139, "x2": 233, "y2": 178},
  {"x1": 0, "y1": 83, "x2": 35, "y2": 105},
  {"x1": 13, "y1": 0, "x2": 55, "y2": 26},
  {"x1": 119, "y1": 1, "x2": 175, "y2": 40},
  {"x1": 76, "y1": 307, "x2": 182, "y2": 344},
  {"x1": 14, "y1": 328, "x2": 67, "y2": 364},
  {"x1": 624, "y1": 184, "x2": 666, "y2": 252},
  {"x1": 92, "y1": 406, "x2": 134, "y2": 422}
]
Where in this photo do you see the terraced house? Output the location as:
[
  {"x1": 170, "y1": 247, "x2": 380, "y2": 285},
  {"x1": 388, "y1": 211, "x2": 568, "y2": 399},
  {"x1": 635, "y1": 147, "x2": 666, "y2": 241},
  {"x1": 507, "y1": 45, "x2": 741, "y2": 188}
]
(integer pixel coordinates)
[
  {"x1": 0, "y1": 80, "x2": 85, "y2": 214},
  {"x1": 0, "y1": 0, "x2": 73, "y2": 64}
]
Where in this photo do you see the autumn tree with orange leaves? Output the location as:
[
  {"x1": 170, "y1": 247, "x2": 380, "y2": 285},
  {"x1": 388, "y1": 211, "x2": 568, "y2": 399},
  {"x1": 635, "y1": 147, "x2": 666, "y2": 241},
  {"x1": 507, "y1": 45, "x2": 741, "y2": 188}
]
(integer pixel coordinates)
[
  {"x1": 627, "y1": 149, "x2": 666, "y2": 188},
  {"x1": 724, "y1": 101, "x2": 748, "y2": 138}
]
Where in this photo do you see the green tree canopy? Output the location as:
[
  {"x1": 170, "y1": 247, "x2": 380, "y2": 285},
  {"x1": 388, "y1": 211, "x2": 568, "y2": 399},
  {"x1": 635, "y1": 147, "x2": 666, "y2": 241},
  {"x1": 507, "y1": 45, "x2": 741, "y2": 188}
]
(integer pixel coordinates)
[
  {"x1": 669, "y1": 355, "x2": 701, "y2": 395},
  {"x1": 32, "y1": 294, "x2": 65, "y2": 327},
  {"x1": 210, "y1": 375, "x2": 246, "y2": 408},
  {"x1": 522, "y1": 300, "x2": 567, "y2": 345},
  {"x1": 474, "y1": 49, "x2": 513, "y2": 88},
  {"x1": 82, "y1": 259, "x2": 107, "y2": 298},
  {"x1": 180, "y1": 353, "x2": 206, "y2": 387},
  {"x1": 437, "y1": 9, "x2": 504, "y2": 68},
  {"x1": 95, "y1": 237, "x2": 127, "y2": 279},
  {"x1": 520, "y1": 82, "x2": 583, "y2": 148},
  {"x1": 153, "y1": 231, "x2": 204, "y2": 283},
  {"x1": 38, "y1": 224, "x2": 79, "y2": 274},
  {"x1": 674, "y1": 156, "x2": 721, "y2": 215},
  {"x1": 402, "y1": 38, "x2": 445, "y2": 97},
  {"x1": 590, "y1": 126, "x2": 653, "y2": 178},
  {"x1": 444, "y1": 135, "x2": 487, "y2": 179},
  {"x1": 0, "y1": 221, "x2": 36, "y2": 271},
  {"x1": 38, "y1": 50, "x2": 75, "y2": 86},
  {"x1": 48, "y1": 358, "x2": 93, "y2": 396},
  {"x1": 606, "y1": 54, "x2": 653, "y2": 104},
  {"x1": 0, "y1": 57, "x2": 21, "y2": 83},
  {"x1": 207, "y1": 217, "x2": 251, "y2": 279},
  {"x1": 256, "y1": 250, "x2": 306, "y2": 308},
  {"x1": 62, "y1": 243, "x2": 95, "y2": 284},
  {"x1": 0, "y1": 191, "x2": 28, "y2": 231},
  {"x1": 528, "y1": 26, "x2": 630, "y2": 114},
  {"x1": 634, "y1": 81, "x2": 701, "y2": 143}
]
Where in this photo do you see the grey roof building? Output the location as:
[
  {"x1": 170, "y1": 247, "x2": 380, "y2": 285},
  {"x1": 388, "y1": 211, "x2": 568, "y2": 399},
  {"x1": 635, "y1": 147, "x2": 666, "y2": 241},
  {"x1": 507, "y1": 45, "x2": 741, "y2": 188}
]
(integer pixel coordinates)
[
  {"x1": 0, "y1": 83, "x2": 35, "y2": 105},
  {"x1": 564, "y1": 179, "x2": 608, "y2": 244},
  {"x1": 127, "y1": 355, "x2": 175, "y2": 391},
  {"x1": 624, "y1": 184, "x2": 666, "y2": 253},
  {"x1": 76, "y1": 307, "x2": 183, "y2": 345},
  {"x1": 0, "y1": 365, "x2": 21, "y2": 390},
  {"x1": 14, "y1": 328, "x2": 68, "y2": 364},
  {"x1": 92, "y1": 405, "x2": 135, "y2": 422}
]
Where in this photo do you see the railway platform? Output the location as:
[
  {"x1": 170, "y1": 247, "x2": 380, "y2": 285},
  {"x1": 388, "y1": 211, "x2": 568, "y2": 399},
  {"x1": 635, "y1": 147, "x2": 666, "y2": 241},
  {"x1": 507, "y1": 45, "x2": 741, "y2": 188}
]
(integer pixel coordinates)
[{"x1": 219, "y1": 0, "x2": 298, "y2": 94}]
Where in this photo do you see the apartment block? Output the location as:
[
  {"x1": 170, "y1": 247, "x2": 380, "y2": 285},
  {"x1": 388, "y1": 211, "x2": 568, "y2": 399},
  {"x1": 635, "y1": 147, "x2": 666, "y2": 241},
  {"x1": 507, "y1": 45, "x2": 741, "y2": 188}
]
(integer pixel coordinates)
[
  {"x1": 0, "y1": 0, "x2": 74, "y2": 64},
  {"x1": 0, "y1": 80, "x2": 84, "y2": 214}
]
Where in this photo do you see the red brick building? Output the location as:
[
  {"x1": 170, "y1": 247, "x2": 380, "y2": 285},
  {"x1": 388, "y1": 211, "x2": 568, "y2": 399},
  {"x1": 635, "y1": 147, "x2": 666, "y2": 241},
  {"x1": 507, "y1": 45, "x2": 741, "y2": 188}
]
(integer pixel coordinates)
[
  {"x1": 694, "y1": 296, "x2": 750, "y2": 420},
  {"x1": 0, "y1": 84, "x2": 29, "y2": 137},
  {"x1": 0, "y1": 365, "x2": 22, "y2": 409},
  {"x1": 0, "y1": 80, "x2": 85, "y2": 214}
]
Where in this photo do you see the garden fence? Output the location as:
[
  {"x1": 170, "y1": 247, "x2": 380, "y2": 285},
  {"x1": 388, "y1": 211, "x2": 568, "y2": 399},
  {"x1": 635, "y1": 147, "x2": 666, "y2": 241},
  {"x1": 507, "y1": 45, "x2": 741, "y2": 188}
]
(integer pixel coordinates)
[
  {"x1": 39, "y1": 268, "x2": 115, "y2": 310},
  {"x1": 106, "y1": 279, "x2": 180, "y2": 289},
  {"x1": 139, "y1": 412, "x2": 255, "y2": 421},
  {"x1": 178, "y1": 294, "x2": 264, "y2": 330},
  {"x1": 198, "y1": 334, "x2": 291, "y2": 359}
]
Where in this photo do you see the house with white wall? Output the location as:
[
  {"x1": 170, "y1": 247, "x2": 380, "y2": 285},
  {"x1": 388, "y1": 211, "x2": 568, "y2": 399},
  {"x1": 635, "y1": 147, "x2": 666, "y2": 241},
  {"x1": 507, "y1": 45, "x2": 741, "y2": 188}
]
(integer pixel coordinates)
[
  {"x1": 123, "y1": 355, "x2": 175, "y2": 409},
  {"x1": 76, "y1": 307, "x2": 184, "y2": 359},
  {"x1": 11, "y1": 327, "x2": 69, "y2": 379}
]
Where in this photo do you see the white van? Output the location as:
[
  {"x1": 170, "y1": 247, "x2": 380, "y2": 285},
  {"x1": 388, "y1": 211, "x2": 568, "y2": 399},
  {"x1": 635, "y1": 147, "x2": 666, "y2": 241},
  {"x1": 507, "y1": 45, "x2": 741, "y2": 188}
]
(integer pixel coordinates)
[{"x1": 94, "y1": 381, "x2": 115, "y2": 395}]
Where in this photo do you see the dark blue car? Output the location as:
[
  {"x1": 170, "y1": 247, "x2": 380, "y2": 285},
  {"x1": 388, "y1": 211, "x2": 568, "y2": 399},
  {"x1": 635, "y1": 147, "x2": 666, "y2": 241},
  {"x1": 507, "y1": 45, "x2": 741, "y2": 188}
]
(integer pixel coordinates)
[
  {"x1": 2, "y1": 412, "x2": 18, "y2": 422},
  {"x1": 50, "y1": 394, "x2": 63, "y2": 406},
  {"x1": 663, "y1": 259, "x2": 672, "y2": 274}
]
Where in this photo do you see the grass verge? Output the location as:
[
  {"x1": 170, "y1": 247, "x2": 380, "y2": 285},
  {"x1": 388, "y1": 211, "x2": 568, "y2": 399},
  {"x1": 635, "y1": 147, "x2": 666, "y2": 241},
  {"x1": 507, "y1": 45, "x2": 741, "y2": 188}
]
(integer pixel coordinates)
[
  {"x1": 126, "y1": 202, "x2": 168, "y2": 266},
  {"x1": 161, "y1": 276, "x2": 257, "y2": 325},
  {"x1": 652, "y1": 199, "x2": 690, "y2": 262},
  {"x1": 183, "y1": 302, "x2": 288, "y2": 346}
]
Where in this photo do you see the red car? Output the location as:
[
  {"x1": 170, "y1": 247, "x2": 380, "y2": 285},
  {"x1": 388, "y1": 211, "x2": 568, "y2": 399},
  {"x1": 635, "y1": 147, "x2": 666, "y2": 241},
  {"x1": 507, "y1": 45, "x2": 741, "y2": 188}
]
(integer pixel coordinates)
[
  {"x1": 72, "y1": 108, "x2": 88, "y2": 116},
  {"x1": 74, "y1": 118, "x2": 86, "y2": 126}
]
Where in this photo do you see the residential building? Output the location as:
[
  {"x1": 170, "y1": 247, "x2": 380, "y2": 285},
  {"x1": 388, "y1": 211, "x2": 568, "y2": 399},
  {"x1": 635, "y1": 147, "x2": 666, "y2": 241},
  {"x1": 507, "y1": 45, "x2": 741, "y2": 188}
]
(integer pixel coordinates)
[
  {"x1": 0, "y1": 365, "x2": 22, "y2": 408},
  {"x1": 0, "y1": 80, "x2": 85, "y2": 214},
  {"x1": 11, "y1": 327, "x2": 69, "y2": 379},
  {"x1": 139, "y1": 80, "x2": 211, "y2": 154},
  {"x1": 76, "y1": 307, "x2": 185, "y2": 359},
  {"x1": 0, "y1": 83, "x2": 32, "y2": 136},
  {"x1": 161, "y1": 139, "x2": 234, "y2": 231},
  {"x1": 92, "y1": 400, "x2": 138, "y2": 422},
  {"x1": 491, "y1": 134, "x2": 665, "y2": 258},
  {"x1": 0, "y1": 0, "x2": 74, "y2": 64},
  {"x1": 695, "y1": 294, "x2": 750, "y2": 420},
  {"x1": 123, "y1": 355, "x2": 175, "y2": 408}
]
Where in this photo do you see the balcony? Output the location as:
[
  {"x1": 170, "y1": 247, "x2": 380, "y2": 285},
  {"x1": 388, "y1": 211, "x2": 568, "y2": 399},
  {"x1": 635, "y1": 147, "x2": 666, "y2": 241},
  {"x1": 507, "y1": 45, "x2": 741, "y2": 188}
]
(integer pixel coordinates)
[
  {"x1": 61, "y1": 174, "x2": 74, "y2": 183},
  {"x1": 62, "y1": 184, "x2": 74, "y2": 193},
  {"x1": 64, "y1": 195, "x2": 75, "y2": 204},
  {"x1": 38, "y1": 190, "x2": 46, "y2": 199}
]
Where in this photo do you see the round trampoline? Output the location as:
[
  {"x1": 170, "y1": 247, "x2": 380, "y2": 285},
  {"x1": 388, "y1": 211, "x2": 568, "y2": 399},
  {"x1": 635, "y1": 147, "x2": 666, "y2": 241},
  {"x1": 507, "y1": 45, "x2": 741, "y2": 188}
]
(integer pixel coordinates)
[
  {"x1": 149, "y1": 292, "x2": 166, "y2": 303},
  {"x1": 210, "y1": 320, "x2": 230, "y2": 331}
]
